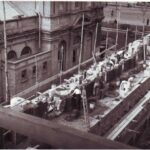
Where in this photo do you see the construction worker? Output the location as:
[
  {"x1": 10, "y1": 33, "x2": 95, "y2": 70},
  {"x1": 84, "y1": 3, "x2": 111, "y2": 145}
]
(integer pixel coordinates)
[
  {"x1": 99, "y1": 77, "x2": 105, "y2": 99},
  {"x1": 36, "y1": 93, "x2": 49, "y2": 118},
  {"x1": 83, "y1": 70, "x2": 87, "y2": 79},
  {"x1": 114, "y1": 19, "x2": 117, "y2": 25},
  {"x1": 72, "y1": 87, "x2": 82, "y2": 111},
  {"x1": 93, "y1": 74, "x2": 100, "y2": 98},
  {"x1": 65, "y1": 87, "x2": 81, "y2": 121}
]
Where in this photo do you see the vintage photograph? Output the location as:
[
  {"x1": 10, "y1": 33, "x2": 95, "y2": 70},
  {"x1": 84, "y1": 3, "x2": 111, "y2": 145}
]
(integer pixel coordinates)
[{"x1": 0, "y1": 1, "x2": 150, "y2": 149}]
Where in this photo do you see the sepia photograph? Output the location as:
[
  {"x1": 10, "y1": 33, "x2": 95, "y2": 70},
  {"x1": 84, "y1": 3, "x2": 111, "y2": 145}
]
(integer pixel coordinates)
[{"x1": 0, "y1": 0, "x2": 150, "y2": 149}]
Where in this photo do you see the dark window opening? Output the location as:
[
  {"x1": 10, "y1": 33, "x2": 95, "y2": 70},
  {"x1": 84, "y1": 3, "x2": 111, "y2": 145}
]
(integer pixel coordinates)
[
  {"x1": 87, "y1": 32, "x2": 92, "y2": 39},
  {"x1": 32, "y1": 66, "x2": 36, "y2": 75},
  {"x1": 75, "y1": 2, "x2": 80, "y2": 8},
  {"x1": 21, "y1": 70, "x2": 27, "y2": 82},
  {"x1": 21, "y1": 46, "x2": 32, "y2": 56},
  {"x1": 73, "y1": 36, "x2": 81, "y2": 45},
  {"x1": 7, "y1": 51, "x2": 17, "y2": 60},
  {"x1": 58, "y1": 50, "x2": 61, "y2": 60},
  {"x1": 77, "y1": 17, "x2": 90, "y2": 25},
  {"x1": 43, "y1": 61, "x2": 47, "y2": 70},
  {"x1": 73, "y1": 49, "x2": 76, "y2": 63}
]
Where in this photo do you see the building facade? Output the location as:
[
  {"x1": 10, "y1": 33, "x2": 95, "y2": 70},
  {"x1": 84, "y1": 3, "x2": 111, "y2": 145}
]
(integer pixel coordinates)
[{"x1": 0, "y1": 2, "x2": 104, "y2": 101}]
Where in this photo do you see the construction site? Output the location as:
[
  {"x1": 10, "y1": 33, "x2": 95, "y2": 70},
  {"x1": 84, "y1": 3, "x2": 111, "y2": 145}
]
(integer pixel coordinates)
[{"x1": 0, "y1": 1, "x2": 150, "y2": 149}]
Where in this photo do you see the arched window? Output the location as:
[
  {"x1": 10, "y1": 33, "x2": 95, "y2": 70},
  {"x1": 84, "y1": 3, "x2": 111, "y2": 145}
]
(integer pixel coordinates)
[
  {"x1": 73, "y1": 36, "x2": 81, "y2": 45},
  {"x1": 21, "y1": 46, "x2": 32, "y2": 56},
  {"x1": 58, "y1": 40, "x2": 67, "y2": 71},
  {"x1": 58, "y1": 41, "x2": 66, "y2": 61},
  {"x1": 7, "y1": 51, "x2": 17, "y2": 60}
]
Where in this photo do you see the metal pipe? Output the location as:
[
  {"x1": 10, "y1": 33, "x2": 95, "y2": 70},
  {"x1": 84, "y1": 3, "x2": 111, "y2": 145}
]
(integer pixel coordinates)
[
  {"x1": 35, "y1": 0, "x2": 36, "y2": 10},
  {"x1": 35, "y1": 55, "x2": 38, "y2": 96},
  {"x1": 38, "y1": 12, "x2": 41, "y2": 50},
  {"x1": 143, "y1": 43, "x2": 146, "y2": 64},
  {"x1": 105, "y1": 31, "x2": 109, "y2": 50},
  {"x1": 3, "y1": 1, "x2": 9, "y2": 102},
  {"x1": 34, "y1": 11, "x2": 41, "y2": 50},
  {"x1": 115, "y1": 5, "x2": 120, "y2": 51},
  {"x1": 93, "y1": 22, "x2": 98, "y2": 63},
  {"x1": 93, "y1": 23, "x2": 99, "y2": 55},
  {"x1": 60, "y1": 45, "x2": 64, "y2": 84},
  {"x1": 125, "y1": 28, "x2": 128, "y2": 51},
  {"x1": 43, "y1": 1, "x2": 45, "y2": 16},
  {"x1": 34, "y1": 9, "x2": 41, "y2": 97},
  {"x1": 135, "y1": 25, "x2": 137, "y2": 40},
  {"x1": 142, "y1": 24, "x2": 145, "y2": 38},
  {"x1": 78, "y1": 14, "x2": 84, "y2": 74}
]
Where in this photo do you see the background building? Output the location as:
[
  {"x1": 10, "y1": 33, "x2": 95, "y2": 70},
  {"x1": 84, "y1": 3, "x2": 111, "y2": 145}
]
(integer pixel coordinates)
[{"x1": 0, "y1": 2, "x2": 104, "y2": 101}]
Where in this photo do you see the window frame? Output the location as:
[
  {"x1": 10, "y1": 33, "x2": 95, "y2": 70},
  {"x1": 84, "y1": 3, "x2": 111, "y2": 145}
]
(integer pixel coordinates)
[
  {"x1": 73, "y1": 49, "x2": 77, "y2": 63},
  {"x1": 75, "y1": 2, "x2": 80, "y2": 8},
  {"x1": 42, "y1": 61, "x2": 48, "y2": 73},
  {"x1": 32, "y1": 66, "x2": 36, "y2": 77},
  {"x1": 21, "y1": 69, "x2": 28, "y2": 82}
]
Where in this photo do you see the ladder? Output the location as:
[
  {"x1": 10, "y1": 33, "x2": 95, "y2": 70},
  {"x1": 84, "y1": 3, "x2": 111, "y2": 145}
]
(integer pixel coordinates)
[{"x1": 82, "y1": 86, "x2": 90, "y2": 129}]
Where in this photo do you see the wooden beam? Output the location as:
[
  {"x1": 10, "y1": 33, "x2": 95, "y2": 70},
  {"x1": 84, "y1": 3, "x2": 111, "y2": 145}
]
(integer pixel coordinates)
[
  {"x1": 126, "y1": 129, "x2": 140, "y2": 134},
  {"x1": 0, "y1": 106, "x2": 132, "y2": 149}
]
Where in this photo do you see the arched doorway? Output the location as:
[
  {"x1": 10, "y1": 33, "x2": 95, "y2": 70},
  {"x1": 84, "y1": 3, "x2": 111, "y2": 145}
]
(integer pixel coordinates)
[{"x1": 58, "y1": 40, "x2": 66, "y2": 71}]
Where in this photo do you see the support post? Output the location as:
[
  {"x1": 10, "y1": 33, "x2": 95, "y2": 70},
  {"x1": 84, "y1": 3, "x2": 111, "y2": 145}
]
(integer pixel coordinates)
[
  {"x1": 3, "y1": 1, "x2": 9, "y2": 102},
  {"x1": 105, "y1": 31, "x2": 109, "y2": 50},
  {"x1": 135, "y1": 26, "x2": 137, "y2": 41},
  {"x1": 78, "y1": 14, "x2": 84, "y2": 74},
  {"x1": 38, "y1": 12, "x2": 41, "y2": 51},
  {"x1": 125, "y1": 28, "x2": 128, "y2": 51},
  {"x1": 60, "y1": 45, "x2": 64, "y2": 84},
  {"x1": 115, "y1": 8, "x2": 120, "y2": 51},
  {"x1": 93, "y1": 22, "x2": 99, "y2": 64}
]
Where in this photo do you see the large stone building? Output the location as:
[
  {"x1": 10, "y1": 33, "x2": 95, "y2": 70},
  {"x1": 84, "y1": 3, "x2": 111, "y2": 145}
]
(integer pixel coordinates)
[{"x1": 0, "y1": 2, "x2": 104, "y2": 101}]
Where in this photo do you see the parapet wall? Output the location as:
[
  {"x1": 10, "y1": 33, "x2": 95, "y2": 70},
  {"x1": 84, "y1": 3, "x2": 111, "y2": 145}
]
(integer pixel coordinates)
[{"x1": 0, "y1": 16, "x2": 38, "y2": 36}]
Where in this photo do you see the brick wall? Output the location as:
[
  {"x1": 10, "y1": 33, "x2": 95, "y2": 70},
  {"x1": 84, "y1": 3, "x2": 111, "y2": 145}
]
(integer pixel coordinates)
[{"x1": 90, "y1": 77, "x2": 150, "y2": 136}]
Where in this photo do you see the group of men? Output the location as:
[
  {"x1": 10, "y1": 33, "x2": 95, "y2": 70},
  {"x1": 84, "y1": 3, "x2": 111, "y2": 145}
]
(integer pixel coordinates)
[
  {"x1": 65, "y1": 72, "x2": 105, "y2": 121},
  {"x1": 33, "y1": 69, "x2": 106, "y2": 121}
]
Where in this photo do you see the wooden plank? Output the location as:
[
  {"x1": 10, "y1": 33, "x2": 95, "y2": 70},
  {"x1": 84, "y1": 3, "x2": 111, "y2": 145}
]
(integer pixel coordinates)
[{"x1": 0, "y1": 106, "x2": 132, "y2": 149}]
